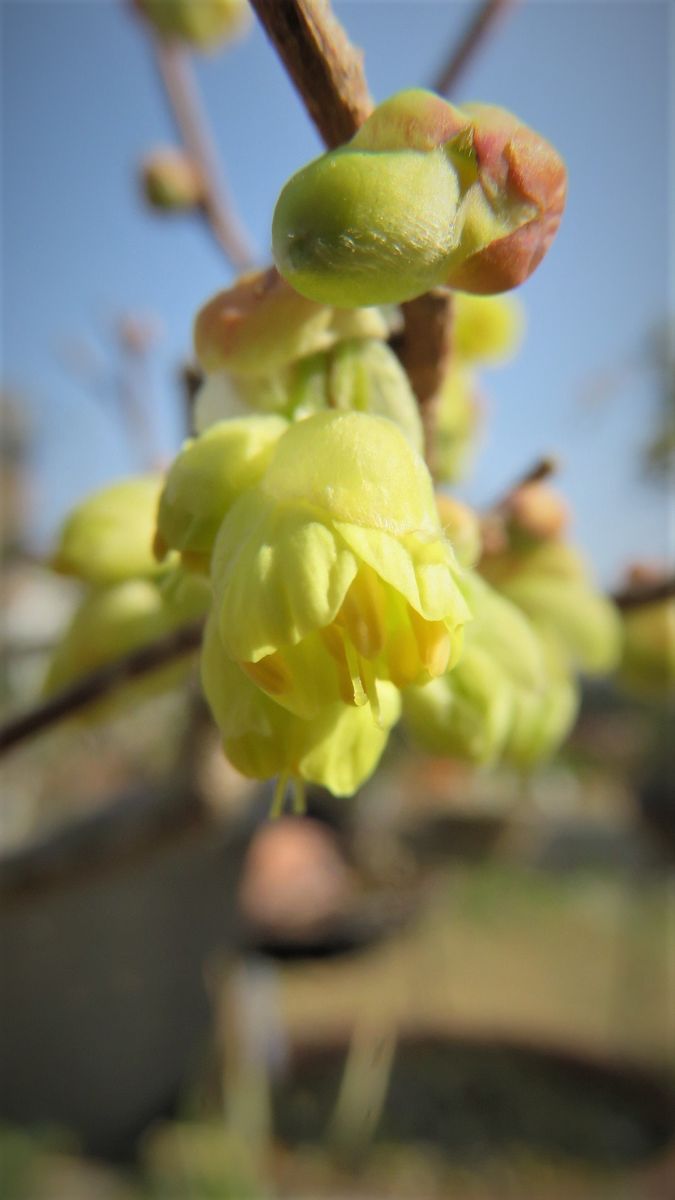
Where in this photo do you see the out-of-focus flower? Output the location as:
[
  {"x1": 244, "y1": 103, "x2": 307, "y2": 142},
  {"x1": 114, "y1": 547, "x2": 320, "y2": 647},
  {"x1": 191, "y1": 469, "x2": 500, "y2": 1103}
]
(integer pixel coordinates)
[{"x1": 133, "y1": 0, "x2": 251, "y2": 51}]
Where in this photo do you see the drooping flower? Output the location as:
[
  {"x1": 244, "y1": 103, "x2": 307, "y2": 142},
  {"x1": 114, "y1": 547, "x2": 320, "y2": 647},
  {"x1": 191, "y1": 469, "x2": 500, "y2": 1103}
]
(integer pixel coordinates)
[
  {"x1": 201, "y1": 612, "x2": 400, "y2": 799},
  {"x1": 209, "y1": 411, "x2": 469, "y2": 717}
]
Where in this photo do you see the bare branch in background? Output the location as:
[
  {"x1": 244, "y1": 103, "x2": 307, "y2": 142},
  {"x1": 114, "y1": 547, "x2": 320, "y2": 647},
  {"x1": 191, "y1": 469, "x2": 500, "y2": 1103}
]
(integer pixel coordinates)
[
  {"x1": 153, "y1": 38, "x2": 256, "y2": 271},
  {"x1": 248, "y1": 0, "x2": 373, "y2": 149},
  {"x1": 433, "y1": 0, "x2": 521, "y2": 98},
  {"x1": 0, "y1": 620, "x2": 204, "y2": 758}
]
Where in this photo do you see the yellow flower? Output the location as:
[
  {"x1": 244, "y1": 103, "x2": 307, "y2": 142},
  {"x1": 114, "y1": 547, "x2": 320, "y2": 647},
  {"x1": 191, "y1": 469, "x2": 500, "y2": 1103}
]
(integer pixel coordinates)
[
  {"x1": 210, "y1": 411, "x2": 469, "y2": 715},
  {"x1": 201, "y1": 612, "x2": 400, "y2": 798}
]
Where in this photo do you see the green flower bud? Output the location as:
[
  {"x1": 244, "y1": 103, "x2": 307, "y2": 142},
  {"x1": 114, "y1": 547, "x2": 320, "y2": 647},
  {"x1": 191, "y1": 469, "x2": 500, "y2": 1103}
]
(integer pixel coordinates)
[
  {"x1": 133, "y1": 0, "x2": 250, "y2": 50},
  {"x1": 273, "y1": 89, "x2": 566, "y2": 307},
  {"x1": 141, "y1": 148, "x2": 205, "y2": 212},
  {"x1": 194, "y1": 268, "x2": 387, "y2": 376},
  {"x1": 210, "y1": 412, "x2": 469, "y2": 717},
  {"x1": 201, "y1": 612, "x2": 400, "y2": 797},
  {"x1": 155, "y1": 415, "x2": 287, "y2": 571},
  {"x1": 51, "y1": 475, "x2": 164, "y2": 585}
]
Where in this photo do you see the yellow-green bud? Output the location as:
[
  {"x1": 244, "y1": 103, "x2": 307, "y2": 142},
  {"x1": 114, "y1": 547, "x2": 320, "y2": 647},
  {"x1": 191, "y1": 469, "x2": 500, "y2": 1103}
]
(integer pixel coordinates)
[
  {"x1": 141, "y1": 148, "x2": 204, "y2": 212},
  {"x1": 51, "y1": 475, "x2": 164, "y2": 585},
  {"x1": 133, "y1": 0, "x2": 250, "y2": 50},
  {"x1": 194, "y1": 268, "x2": 387, "y2": 376},
  {"x1": 273, "y1": 89, "x2": 566, "y2": 307},
  {"x1": 155, "y1": 415, "x2": 287, "y2": 571}
]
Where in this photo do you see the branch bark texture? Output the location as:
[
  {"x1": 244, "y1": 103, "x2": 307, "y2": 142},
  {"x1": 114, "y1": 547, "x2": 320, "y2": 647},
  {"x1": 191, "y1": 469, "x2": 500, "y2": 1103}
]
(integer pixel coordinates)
[
  {"x1": 0, "y1": 620, "x2": 204, "y2": 757},
  {"x1": 249, "y1": 0, "x2": 373, "y2": 149}
]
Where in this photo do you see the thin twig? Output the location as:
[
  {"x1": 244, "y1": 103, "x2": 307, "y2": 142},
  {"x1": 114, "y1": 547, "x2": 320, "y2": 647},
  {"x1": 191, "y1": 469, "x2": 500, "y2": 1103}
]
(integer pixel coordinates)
[
  {"x1": 248, "y1": 0, "x2": 373, "y2": 149},
  {"x1": 397, "y1": 290, "x2": 455, "y2": 471},
  {"x1": 433, "y1": 0, "x2": 521, "y2": 98},
  {"x1": 611, "y1": 576, "x2": 675, "y2": 611},
  {"x1": 153, "y1": 38, "x2": 256, "y2": 270},
  {"x1": 0, "y1": 620, "x2": 204, "y2": 758}
]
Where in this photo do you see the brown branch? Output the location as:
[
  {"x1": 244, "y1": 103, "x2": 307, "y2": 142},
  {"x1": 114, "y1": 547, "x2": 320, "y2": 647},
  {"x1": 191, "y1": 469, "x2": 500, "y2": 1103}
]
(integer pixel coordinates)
[
  {"x1": 611, "y1": 576, "x2": 675, "y2": 612},
  {"x1": 249, "y1": 0, "x2": 373, "y2": 149},
  {"x1": 433, "y1": 0, "x2": 521, "y2": 98},
  {"x1": 0, "y1": 620, "x2": 204, "y2": 758},
  {"x1": 397, "y1": 290, "x2": 455, "y2": 470},
  {"x1": 153, "y1": 39, "x2": 256, "y2": 270}
]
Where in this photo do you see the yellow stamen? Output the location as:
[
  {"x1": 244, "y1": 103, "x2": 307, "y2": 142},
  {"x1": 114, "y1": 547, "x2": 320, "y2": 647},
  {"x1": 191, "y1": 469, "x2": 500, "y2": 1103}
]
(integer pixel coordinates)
[
  {"x1": 335, "y1": 566, "x2": 386, "y2": 660},
  {"x1": 241, "y1": 651, "x2": 292, "y2": 696}
]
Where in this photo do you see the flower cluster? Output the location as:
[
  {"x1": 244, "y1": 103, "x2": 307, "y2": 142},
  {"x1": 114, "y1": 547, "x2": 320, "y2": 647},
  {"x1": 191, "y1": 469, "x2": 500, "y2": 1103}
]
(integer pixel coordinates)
[
  {"x1": 160, "y1": 400, "x2": 469, "y2": 806},
  {"x1": 44, "y1": 87, "x2": 606, "y2": 807}
]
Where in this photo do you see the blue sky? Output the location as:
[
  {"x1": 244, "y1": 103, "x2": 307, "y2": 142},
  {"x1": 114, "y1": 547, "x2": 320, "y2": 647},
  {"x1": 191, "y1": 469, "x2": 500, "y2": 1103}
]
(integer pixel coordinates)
[{"x1": 2, "y1": 0, "x2": 671, "y2": 584}]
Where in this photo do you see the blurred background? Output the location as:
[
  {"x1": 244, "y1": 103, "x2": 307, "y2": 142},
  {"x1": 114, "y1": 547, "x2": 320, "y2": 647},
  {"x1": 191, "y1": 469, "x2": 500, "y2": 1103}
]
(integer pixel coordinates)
[{"x1": 1, "y1": 2, "x2": 673, "y2": 1198}]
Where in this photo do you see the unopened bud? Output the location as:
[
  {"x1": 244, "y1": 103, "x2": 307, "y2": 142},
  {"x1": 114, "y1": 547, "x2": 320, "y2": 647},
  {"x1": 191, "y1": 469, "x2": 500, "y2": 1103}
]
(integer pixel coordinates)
[
  {"x1": 141, "y1": 148, "x2": 205, "y2": 212},
  {"x1": 273, "y1": 89, "x2": 566, "y2": 307}
]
